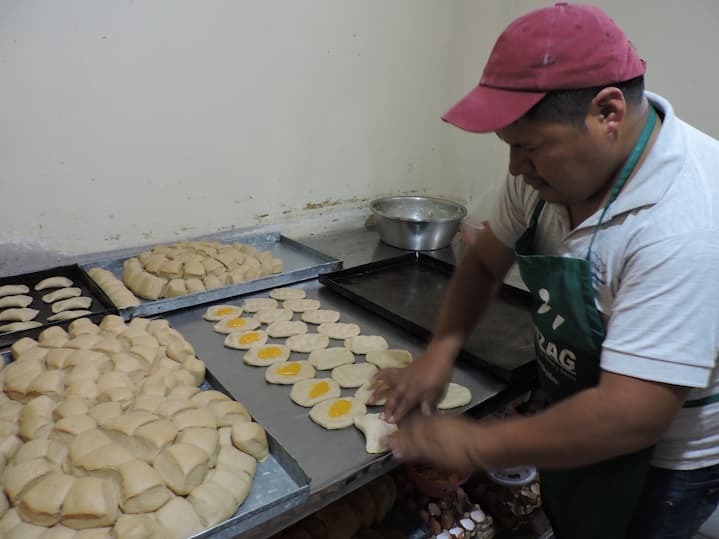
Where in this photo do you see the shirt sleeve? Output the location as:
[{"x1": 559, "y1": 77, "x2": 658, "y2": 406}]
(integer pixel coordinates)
[
  {"x1": 601, "y1": 231, "x2": 719, "y2": 388},
  {"x1": 489, "y1": 174, "x2": 535, "y2": 248}
]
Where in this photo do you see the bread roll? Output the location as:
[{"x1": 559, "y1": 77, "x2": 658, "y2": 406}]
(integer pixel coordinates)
[
  {"x1": 117, "y1": 459, "x2": 172, "y2": 513},
  {"x1": 190, "y1": 390, "x2": 229, "y2": 407},
  {"x1": 113, "y1": 513, "x2": 172, "y2": 539},
  {"x1": 132, "y1": 419, "x2": 178, "y2": 462},
  {"x1": 16, "y1": 347, "x2": 49, "y2": 364},
  {"x1": 167, "y1": 385, "x2": 200, "y2": 400},
  {"x1": 10, "y1": 337, "x2": 38, "y2": 360},
  {"x1": 209, "y1": 400, "x2": 251, "y2": 427},
  {"x1": 17, "y1": 472, "x2": 75, "y2": 526},
  {"x1": 53, "y1": 397, "x2": 90, "y2": 420},
  {"x1": 98, "y1": 314, "x2": 126, "y2": 335},
  {"x1": 207, "y1": 466, "x2": 251, "y2": 505},
  {"x1": 5, "y1": 520, "x2": 47, "y2": 539},
  {"x1": 3, "y1": 458, "x2": 55, "y2": 503},
  {"x1": 216, "y1": 447, "x2": 256, "y2": 481},
  {"x1": 188, "y1": 481, "x2": 236, "y2": 527},
  {"x1": 67, "y1": 318, "x2": 100, "y2": 337},
  {"x1": 50, "y1": 414, "x2": 97, "y2": 445},
  {"x1": 12, "y1": 439, "x2": 67, "y2": 468},
  {"x1": 45, "y1": 348, "x2": 74, "y2": 370},
  {"x1": 69, "y1": 429, "x2": 112, "y2": 465},
  {"x1": 38, "y1": 524, "x2": 76, "y2": 538},
  {"x1": 154, "y1": 496, "x2": 204, "y2": 538},
  {"x1": 65, "y1": 334, "x2": 102, "y2": 350},
  {"x1": 171, "y1": 407, "x2": 217, "y2": 431},
  {"x1": 61, "y1": 476, "x2": 118, "y2": 529},
  {"x1": 87, "y1": 402, "x2": 123, "y2": 428},
  {"x1": 177, "y1": 427, "x2": 219, "y2": 467},
  {"x1": 153, "y1": 443, "x2": 209, "y2": 495},
  {"x1": 231, "y1": 421, "x2": 269, "y2": 461}
]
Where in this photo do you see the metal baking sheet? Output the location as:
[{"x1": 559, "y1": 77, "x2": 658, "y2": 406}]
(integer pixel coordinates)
[
  {"x1": 165, "y1": 278, "x2": 506, "y2": 506},
  {"x1": 0, "y1": 264, "x2": 117, "y2": 349},
  {"x1": 0, "y1": 345, "x2": 310, "y2": 539},
  {"x1": 319, "y1": 253, "x2": 536, "y2": 386},
  {"x1": 80, "y1": 231, "x2": 342, "y2": 319}
]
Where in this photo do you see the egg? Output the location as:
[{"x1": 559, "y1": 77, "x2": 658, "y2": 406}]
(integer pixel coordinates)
[
  {"x1": 309, "y1": 397, "x2": 367, "y2": 430},
  {"x1": 265, "y1": 361, "x2": 315, "y2": 385},
  {"x1": 290, "y1": 378, "x2": 341, "y2": 407},
  {"x1": 202, "y1": 304, "x2": 243, "y2": 321},
  {"x1": 213, "y1": 316, "x2": 261, "y2": 334},
  {"x1": 243, "y1": 344, "x2": 291, "y2": 366},
  {"x1": 224, "y1": 329, "x2": 268, "y2": 350}
]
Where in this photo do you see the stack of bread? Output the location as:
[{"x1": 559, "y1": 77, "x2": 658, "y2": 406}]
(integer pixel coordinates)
[
  {"x1": 0, "y1": 315, "x2": 267, "y2": 538},
  {"x1": 122, "y1": 240, "x2": 284, "y2": 300}
]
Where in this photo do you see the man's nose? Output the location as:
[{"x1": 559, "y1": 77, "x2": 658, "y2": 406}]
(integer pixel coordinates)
[{"x1": 509, "y1": 147, "x2": 534, "y2": 176}]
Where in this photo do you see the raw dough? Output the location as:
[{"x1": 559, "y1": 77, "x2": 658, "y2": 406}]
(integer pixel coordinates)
[
  {"x1": 290, "y1": 378, "x2": 341, "y2": 407},
  {"x1": 283, "y1": 299, "x2": 320, "y2": 312},
  {"x1": 230, "y1": 421, "x2": 269, "y2": 461},
  {"x1": 224, "y1": 330, "x2": 268, "y2": 350},
  {"x1": 309, "y1": 398, "x2": 366, "y2": 430},
  {"x1": 331, "y1": 363, "x2": 379, "y2": 388},
  {"x1": 202, "y1": 305, "x2": 243, "y2": 321},
  {"x1": 0, "y1": 308, "x2": 39, "y2": 322},
  {"x1": 60, "y1": 476, "x2": 118, "y2": 529},
  {"x1": 344, "y1": 335, "x2": 389, "y2": 354},
  {"x1": 317, "y1": 322, "x2": 361, "y2": 340},
  {"x1": 257, "y1": 308, "x2": 294, "y2": 324},
  {"x1": 365, "y1": 349, "x2": 413, "y2": 369},
  {"x1": 51, "y1": 297, "x2": 92, "y2": 314},
  {"x1": 86, "y1": 268, "x2": 141, "y2": 309},
  {"x1": 41, "y1": 288, "x2": 81, "y2": 304},
  {"x1": 243, "y1": 344, "x2": 290, "y2": 366},
  {"x1": 117, "y1": 459, "x2": 172, "y2": 513},
  {"x1": 285, "y1": 333, "x2": 329, "y2": 353},
  {"x1": 437, "y1": 382, "x2": 472, "y2": 410},
  {"x1": 0, "y1": 295, "x2": 33, "y2": 309},
  {"x1": 354, "y1": 382, "x2": 386, "y2": 406},
  {"x1": 187, "y1": 481, "x2": 236, "y2": 528},
  {"x1": 266, "y1": 320, "x2": 307, "y2": 338},
  {"x1": 16, "y1": 472, "x2": 75, "y2": 526},
  {"x1": 153, "y1": 443, "x2": 209, "y2": 496},
  {"x1": 308, "y1": 347, "x2": 355, "y2": 370},
  {"x1": 241, "y1": 298, "x2": 278, "y2": 312},
  {"x1": 301, "y1": 309, "x2": 340, "y2": 324},
  {"x1": 212, "y1": 316, "x2": 260, "y2": 334},
  {"x1": 47, "y1": 310, "x2": 93, "y2": 322},
  {"x1": 354, "y1": 413, "x2": 398, "y2": 454},
  {"x1": 269, "y1": 287, "x2": 306, "y2": 301},
  {"x1": 35, "y1": 277, "x2": 74, "y2": 291},
  {"x1": 154, "y1": 496, "x2": 204, "y2": 538},
  {"x1": 0, "y1": 321, "x2": 42, "y2": 333},
  {"x1": 0, "y1": 285, "x2": 29, "y2": 298},
  {"x1": 265, "y1": 361, "x2": 315, "y2": 385}
]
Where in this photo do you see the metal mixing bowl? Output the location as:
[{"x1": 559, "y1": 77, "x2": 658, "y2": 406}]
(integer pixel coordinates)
[{"x1": 370, "y1": 196, "x2": 467, "y2": 251}]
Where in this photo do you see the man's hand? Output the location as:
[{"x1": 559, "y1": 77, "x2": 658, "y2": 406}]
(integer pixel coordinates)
[
  {"x1": 385, "y1": 414, "x2": 484, "y2": 476},
  {"x1": 371, "y1": 352, "x2": 453, "y2": 423}
]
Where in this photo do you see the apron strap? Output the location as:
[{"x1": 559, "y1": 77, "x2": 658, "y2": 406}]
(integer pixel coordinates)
[{"x1": 586, "y1": 105, "x2": 658, "y2": 259}]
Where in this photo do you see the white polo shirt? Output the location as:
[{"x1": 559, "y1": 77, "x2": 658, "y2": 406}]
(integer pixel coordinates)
[{"x1": 490, "y1": 92, "x2": 719, "y2": 470}]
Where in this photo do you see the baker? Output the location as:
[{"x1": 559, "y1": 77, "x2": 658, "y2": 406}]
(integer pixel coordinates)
[{"x1": 372, "y1": 3, "x2": 719, "y2": 538}]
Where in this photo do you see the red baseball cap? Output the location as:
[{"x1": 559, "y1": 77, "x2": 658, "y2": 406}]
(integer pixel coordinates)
[{"x1": 442, "y1": 2, "x2": 646, "y2": 133}]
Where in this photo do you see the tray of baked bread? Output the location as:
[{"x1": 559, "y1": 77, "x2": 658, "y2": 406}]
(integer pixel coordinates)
[
  {"x1": 0, "y1": 264, "x2": 118, "y2": 349},
  {"x1": 0, "y1": 314, "x2": 309, "y2": 539},
  {"x1": 81, "y1": 230, "x2": 342, "y2": 319}
]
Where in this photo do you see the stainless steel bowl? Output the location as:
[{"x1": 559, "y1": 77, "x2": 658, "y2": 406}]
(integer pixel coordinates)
[{"x1": 370, "y1": 196, "x2": 467, "y2": 251}]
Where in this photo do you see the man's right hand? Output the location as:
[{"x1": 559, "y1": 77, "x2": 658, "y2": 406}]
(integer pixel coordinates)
[{"x1": 371, "y1": 349, "x2": 454, "y2": 424}]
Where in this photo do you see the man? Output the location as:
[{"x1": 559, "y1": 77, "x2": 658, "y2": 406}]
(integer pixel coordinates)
[{"x1": 372, "y1": 3, "x2": 719, "y2": 538}]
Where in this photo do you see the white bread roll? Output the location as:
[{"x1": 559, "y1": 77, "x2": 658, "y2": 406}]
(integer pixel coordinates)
[
  {"x1": 153, "y1": 443, "x2": 209, "y2": 495},
  {"x1": 231, "y1": 421, "x2": 269, "y2": 461},
  {"x1": 117, "y1": 459, "x2": 172, "y2": 514},
  {"x1": 61, "y1": 476, "x2": 118, "y2": 529},
  {"x1": 17, "y1": 472, "x2": 75, "y2": 526}
]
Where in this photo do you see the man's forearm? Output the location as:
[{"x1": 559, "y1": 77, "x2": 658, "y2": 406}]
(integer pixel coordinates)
[{"x1": 429, "y1": 244, "x2": 503, "y2": 360}]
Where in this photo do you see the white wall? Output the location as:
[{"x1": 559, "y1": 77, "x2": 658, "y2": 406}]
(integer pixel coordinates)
[{"x1": 2, "y1": 1, "x2": 718, "y2": 257}]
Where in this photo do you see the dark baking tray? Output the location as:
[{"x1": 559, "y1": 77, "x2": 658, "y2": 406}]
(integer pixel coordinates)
[
  {"x1": 0, "y1": 264, "x2": 117, "y2": 349},
  {"x1": 319, "y1": 253, "x2": 536, "y2": 386}
]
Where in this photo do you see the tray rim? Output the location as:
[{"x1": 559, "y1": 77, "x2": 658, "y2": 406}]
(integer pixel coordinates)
[{"x1": 80, "y1": 233, "x2": 343, "y2": 319}]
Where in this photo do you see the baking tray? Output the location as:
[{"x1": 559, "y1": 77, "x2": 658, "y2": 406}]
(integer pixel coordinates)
[
  {"x1": 80, "y1": 231, "x2": 343, "y2": 319},
  {"x1": 0, "y1": 341, "x2": 310, "y2": 539},
  {"x1": 166, "y1": 279, "x2": 506, "y2": 500},
  {"x1": 0, "y1": 264, "x2": 118, "y2": 349},
  {"x1": 319, "y1": 253, "x2": 536, "y2": 386}
]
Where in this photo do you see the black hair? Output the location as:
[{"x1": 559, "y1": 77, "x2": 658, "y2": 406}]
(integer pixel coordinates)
[{"x1": 524, "y1": 75, "x2": 645, "y2": 129}]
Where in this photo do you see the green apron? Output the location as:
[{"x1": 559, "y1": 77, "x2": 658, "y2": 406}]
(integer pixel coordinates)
[{"x1": 515, "y1": 106, "x2": 658, "y2": 539}]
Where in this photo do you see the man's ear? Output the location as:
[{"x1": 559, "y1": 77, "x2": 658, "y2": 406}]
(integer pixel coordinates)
[{"x1": 590, "y1": 87, "x2": 626, "y2": 138}]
